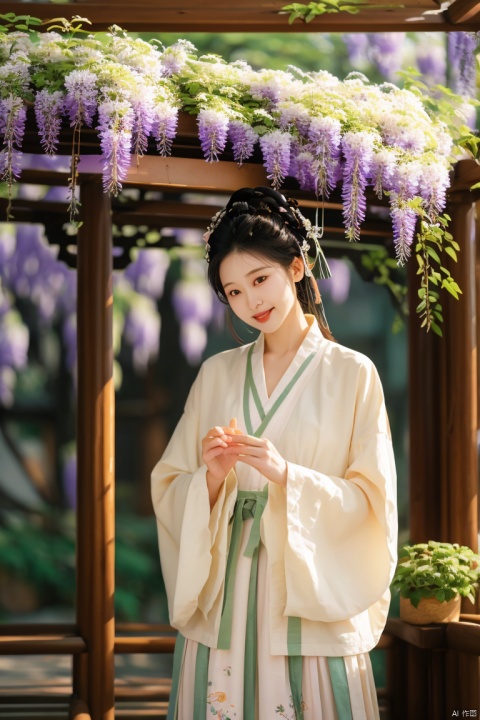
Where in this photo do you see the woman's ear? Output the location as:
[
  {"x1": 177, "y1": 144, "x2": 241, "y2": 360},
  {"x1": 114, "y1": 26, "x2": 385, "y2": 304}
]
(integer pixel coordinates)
[{"x1": 290, "y1": 256, "x2": 305, "y2": 282}]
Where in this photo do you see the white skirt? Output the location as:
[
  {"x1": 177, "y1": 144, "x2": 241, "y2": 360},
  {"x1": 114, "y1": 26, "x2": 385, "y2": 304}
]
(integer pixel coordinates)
[{"x1": 174, "y1": 516, "x2": 380, "y2": 720}]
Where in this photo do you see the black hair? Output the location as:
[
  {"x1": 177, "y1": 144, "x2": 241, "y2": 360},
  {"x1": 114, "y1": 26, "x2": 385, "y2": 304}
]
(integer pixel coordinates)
[{"x1": 206, "y1": 186, "x2": 334, "y2": 341}]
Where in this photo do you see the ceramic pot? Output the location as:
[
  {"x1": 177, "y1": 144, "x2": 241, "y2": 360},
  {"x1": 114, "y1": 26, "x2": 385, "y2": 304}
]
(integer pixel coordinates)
[{"x1": 400, "y1": 594, "x2": 461, "y2": 624}]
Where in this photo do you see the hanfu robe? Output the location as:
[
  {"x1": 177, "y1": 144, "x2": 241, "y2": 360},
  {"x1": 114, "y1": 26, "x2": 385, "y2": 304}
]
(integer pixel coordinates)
[{"x1": 151, "y1": 315, "x2": 398, "y2": 720}]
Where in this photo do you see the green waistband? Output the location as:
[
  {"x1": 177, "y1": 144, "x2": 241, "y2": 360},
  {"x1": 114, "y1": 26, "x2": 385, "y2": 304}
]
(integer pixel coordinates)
[{"x1": 217, "y1": 488, "x2": 268, "y2": 650}]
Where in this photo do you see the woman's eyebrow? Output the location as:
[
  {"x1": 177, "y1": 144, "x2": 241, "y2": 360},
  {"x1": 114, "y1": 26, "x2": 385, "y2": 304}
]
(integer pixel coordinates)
[{"x1": 223, "y1": 266, "x2": 270, "y2": 289}]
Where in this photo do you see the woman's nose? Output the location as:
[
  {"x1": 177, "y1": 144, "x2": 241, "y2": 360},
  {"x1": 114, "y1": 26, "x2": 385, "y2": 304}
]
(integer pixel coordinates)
[{"x1": 248, "y1": 294, "x2": 262, "y2": 310}]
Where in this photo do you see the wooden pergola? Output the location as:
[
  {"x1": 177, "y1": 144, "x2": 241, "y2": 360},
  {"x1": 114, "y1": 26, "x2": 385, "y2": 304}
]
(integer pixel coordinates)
[{"x1": 0, "y1": 3, "x2": 479, "y2": 719}]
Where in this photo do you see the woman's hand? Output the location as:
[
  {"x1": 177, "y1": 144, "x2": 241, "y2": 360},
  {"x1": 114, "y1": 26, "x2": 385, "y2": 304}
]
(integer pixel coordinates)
[
  {"x1": 222, "y1": 433, "x2": 288, "y2": 487},
  {"x1": 202, "y1": 418, "x2": 240, "y2": 508}
]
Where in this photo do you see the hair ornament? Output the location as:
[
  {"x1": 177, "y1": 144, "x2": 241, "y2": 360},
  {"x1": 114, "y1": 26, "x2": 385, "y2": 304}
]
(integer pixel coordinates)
[
  {"x1": 203, "y1": 208, "x2": 226, "y2": 261},
  {"x1": 203, "y1": 187, "x2": 331, "y2": 284},
  {"x1": 291, "y1": 206, "x2": 331, "y2": 281}
]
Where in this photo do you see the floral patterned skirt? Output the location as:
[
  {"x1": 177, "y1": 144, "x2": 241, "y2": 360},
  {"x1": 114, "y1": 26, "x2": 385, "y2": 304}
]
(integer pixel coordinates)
[{"x1": 173, "y1": 516, "x2": 380, "y2": 720}]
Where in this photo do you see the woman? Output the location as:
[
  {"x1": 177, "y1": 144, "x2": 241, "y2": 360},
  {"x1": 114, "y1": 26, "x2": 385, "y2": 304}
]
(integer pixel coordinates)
[{"x1": 151, "y1": 186, "x2": 398, "y2": 720}]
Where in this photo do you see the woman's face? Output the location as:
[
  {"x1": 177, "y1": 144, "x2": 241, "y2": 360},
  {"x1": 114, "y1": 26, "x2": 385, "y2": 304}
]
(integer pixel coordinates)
[{"x1": 219, "y1": 251, "x2": 303, "y2": 332}]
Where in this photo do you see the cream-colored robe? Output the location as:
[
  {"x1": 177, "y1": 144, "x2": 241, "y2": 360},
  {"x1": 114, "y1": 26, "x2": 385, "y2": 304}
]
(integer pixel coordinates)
[{"x1": 151, "y1": 318, "x2": 398, "y2": 657}]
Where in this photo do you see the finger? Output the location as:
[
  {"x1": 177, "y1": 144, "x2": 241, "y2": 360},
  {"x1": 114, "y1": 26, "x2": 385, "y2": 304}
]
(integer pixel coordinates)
[
  {"x1": 203, "y1": 436, "x2": 229, "y2": 451},
  {"x1": 222, "y1": 445, "x2": 263, "y2": 457},
  {"x1": 205, "y1": 446, "x2": 231, "y2": 461},
  {"x1": 204, "y1": 427, "x2": 231, "y2": 442},
  {"x1": 229, "y1": 417, "x2": 237, "y2": 430},
  {"x1": 228, "y1": 434, "x2": 264, "y2": 446}
]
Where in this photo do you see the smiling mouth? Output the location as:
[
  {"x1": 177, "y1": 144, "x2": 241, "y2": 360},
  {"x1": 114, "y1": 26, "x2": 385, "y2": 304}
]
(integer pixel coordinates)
[{"x1": 252, "y1": 308, "x2": 273, "y2": 322}]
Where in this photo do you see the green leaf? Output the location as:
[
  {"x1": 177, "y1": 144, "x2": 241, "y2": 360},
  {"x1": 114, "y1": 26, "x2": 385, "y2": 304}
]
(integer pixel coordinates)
[
  {"x1": 442, "y1": 280, "x2": 459, "y2": 300},
  {"x1": 410, "y1": 589, "x2": 422, "y2": 608},
  {"x1": 431, "y1": 321, "x2": 443, "y2": 337},
  {"x1": 445, "y1": 246, "x2": 457, "y2": 262},
  {"x1": 426, "y1": 245, "x2": 441, "y2": 263}
]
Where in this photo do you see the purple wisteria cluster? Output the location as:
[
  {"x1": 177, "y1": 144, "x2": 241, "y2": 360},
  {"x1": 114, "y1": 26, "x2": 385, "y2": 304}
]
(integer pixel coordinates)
[
  {"x1": 172, "y1": 256, "x2": 214, "y2": 365},
  {"x1": 0, "y1": 30, "x2": 475, "y2": 270},
  {"x1": 0, "y1": 280, "x2": 29, "y2": 406},
  {"x1": 344, "y1": 33, "x2": 406, "y2": 83},
  {"x1": 0, "y1": 95, "x2": 27, "y2": 193},
  {"x1": 0, "y1": 215, "x2": 172, "y2": 404},
  {"x1": 448, "y1": 32, "x2": 478, "y2": 98}
]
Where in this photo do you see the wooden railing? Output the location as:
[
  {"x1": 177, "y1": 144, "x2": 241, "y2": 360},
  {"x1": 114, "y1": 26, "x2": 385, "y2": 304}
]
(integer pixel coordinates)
[
  {"x1": 0, "y1": 622, "x2": 176, "y2": 719},
  {"x1": 385, "y1": 615, "x2": 480, "y2": 720},
  {"x1": 1, "y1": 616, "x2": 479, "y2": 719}
]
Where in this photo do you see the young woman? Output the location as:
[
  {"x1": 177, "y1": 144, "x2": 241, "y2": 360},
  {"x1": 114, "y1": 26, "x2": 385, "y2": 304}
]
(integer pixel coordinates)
[{"x1": 151, "y1": 186, "x2": 398, "y2": 720}]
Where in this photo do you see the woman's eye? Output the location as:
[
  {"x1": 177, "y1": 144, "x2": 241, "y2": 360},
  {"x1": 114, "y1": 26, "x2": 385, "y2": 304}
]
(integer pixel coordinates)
[
  {"x1": 254, "y1": 276, "x2": 267, "y2": 285},
  {"x1": 229, "y1": 289, "x2": 240, "y2": 297}
]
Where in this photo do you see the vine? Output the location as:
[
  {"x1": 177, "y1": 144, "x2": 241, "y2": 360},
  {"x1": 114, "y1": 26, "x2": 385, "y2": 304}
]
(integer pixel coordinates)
[{"x1": 280, "y1": 0, "x2": 399, "y2": 23}]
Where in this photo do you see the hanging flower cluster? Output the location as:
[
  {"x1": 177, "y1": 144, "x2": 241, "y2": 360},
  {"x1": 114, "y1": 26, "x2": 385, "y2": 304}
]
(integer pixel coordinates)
[
  {"x1": 0, "y1": 19, "x2": 478, "y2": 332},
  {"x1": 0, "y1": 211, "x2": 171, "y2": 403}
]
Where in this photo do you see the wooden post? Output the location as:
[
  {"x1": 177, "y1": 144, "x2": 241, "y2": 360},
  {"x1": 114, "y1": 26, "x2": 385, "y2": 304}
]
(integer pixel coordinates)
[
  {"x1": 409, "y1": 178, "x2": 477, "y2": 562},
  {"x1": 440, "y1": 191, "x2": 478, "y2": 559},
  {"x1": 75, "y1": 180, "x2": 115, "y2": 720}
]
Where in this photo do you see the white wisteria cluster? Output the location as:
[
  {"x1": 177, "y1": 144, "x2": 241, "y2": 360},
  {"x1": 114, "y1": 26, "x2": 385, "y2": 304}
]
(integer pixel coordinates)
[{"x1": 0, "y1": 21, "x2": 476, "y2": 331}]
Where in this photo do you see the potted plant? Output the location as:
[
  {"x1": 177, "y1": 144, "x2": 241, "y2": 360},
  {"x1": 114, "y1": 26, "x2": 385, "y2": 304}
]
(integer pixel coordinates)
[{"x1": 391, "y1": 540, "x2": 480, "y2": 625}]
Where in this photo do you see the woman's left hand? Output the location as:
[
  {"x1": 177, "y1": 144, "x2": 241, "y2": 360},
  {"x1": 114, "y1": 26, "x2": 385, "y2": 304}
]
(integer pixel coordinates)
[{"x1": 222, "y1": 433, "x2": 288, "y2": 487}]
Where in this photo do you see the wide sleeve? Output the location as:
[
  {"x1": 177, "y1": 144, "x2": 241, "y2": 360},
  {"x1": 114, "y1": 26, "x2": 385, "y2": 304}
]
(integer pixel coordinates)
[
  {"x1": 282, "y1": 359, "x2": 397, "y2": 623},
  {"x1": 150, "y1": 362, "x2": 237, "y2": 630}
]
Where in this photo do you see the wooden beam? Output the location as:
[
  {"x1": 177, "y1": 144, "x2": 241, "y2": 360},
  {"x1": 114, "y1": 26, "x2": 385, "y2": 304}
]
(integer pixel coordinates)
[
  {"x1": 114, "y1": 636, "x2": 176, "y2": 653},
  {"x1": 0, "y1": 635, "x2": 86, "y2": 654},
  {"x1": 447, "y1": 0, "x2": 480, "y2": 22},
  {"x1": 76, "y1": 181, "x2": 115, "y2": 720},
  {"x1": 1, "y1": 2, "x2": 479, "y2": 31},
  {"x1": 446, "y1": 622, "x2": 480, "y2": 654}
]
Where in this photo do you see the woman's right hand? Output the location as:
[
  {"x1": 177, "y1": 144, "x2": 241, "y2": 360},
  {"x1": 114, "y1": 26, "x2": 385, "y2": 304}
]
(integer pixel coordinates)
[{"x1": 202, "y1": 418, "x2": 241, "y2": 508}]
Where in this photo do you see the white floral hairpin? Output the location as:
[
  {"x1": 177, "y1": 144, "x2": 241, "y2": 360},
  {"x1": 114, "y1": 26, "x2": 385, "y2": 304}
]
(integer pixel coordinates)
[
  {"x1": 203, "y1": 208, "x2": 226, "y2": 261},
  {"x1": 292, "y1": 206, "x2": 331, "y2": 280}
]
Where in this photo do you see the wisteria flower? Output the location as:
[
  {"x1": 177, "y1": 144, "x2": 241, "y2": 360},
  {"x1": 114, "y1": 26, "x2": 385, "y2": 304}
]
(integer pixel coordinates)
[
  {"x1": 34, "y1": 90, "x2": 65, "y2": 155},
  {"x1": 228, "y1": 121, "x2": 257, "y2": 165},
  {"x1": 277, "y1": 101, "x2": 310, "y2": 137},
  {"x1": 131, "y1": 89, "x2": 155, "y2": 158},
  {"x1": 368, "y1": 33, "x2": 406, "y2": 82},
  {"x1": 448, "y1": 32, "x2": 477, "y2": 97},
  {"x1": 97, "y1": 99, "x2": 134, "y2": 195},
  {"x1": 434, "y1": 122, "x2": 454, "y2": 158},
  {"x1": 391, "y1": 201, "x2": 418, "y2": 265},
  {"x1": 379, "y1": 113, "x2": 427, "y2": 154},
  {"x1": 153, "y1": 102, "x2": 178, "y2": 156},
  {"x1": 392, "y1": 160, "x2": 422, "y2": 201},
  {"x1": 0, "y1": 95, "x2": 27, "y2": 202},
  {"x1": 371, "y1": 148, "x2": 397, "y2": 198},
  {"x1": 198, "y1": 108, "x2": 229, "y2": 163},
  {"x1": 343, "y1": 34, "x2": 369, "y2": 65},
  {"x1": 308, "y1": 116, "x2": 342, "y2": 196},
  {"x1": 417, "y1": 43, "x2": 446, "y2": 87},
  {"x1": 125, "y1": 249, "x2": 170, "y2": 299},
  {"x1": 418, "y1": 159, "x2": 450, "y2": 219},
  {"x1": 290, "y1": 149, "x2": 318, "y2": 192},
  {"x1": 341, "y1": 131, "x2": 376, "y2": 242},
  {"x1": 0, "y1": 286, "x2": 29, "y2": 407},
  {"x1": 124, "y1": 296, "x2": 161, "y2": 372},
  {"x1": 160, "y1": 40, "x2": 196, "y2": 77},
  {"x1": 0, "y1": 54, "x2": 31, "y2": 97},
  {"x1": 249, "y1": 69, "x2": 296, "y2": 104},
  {"x1": 259, "y1": 130, "x2": 291, "y2": 189},
  {"x1": 64, "y1": 69, "x2": 98, "y2": 128}
]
